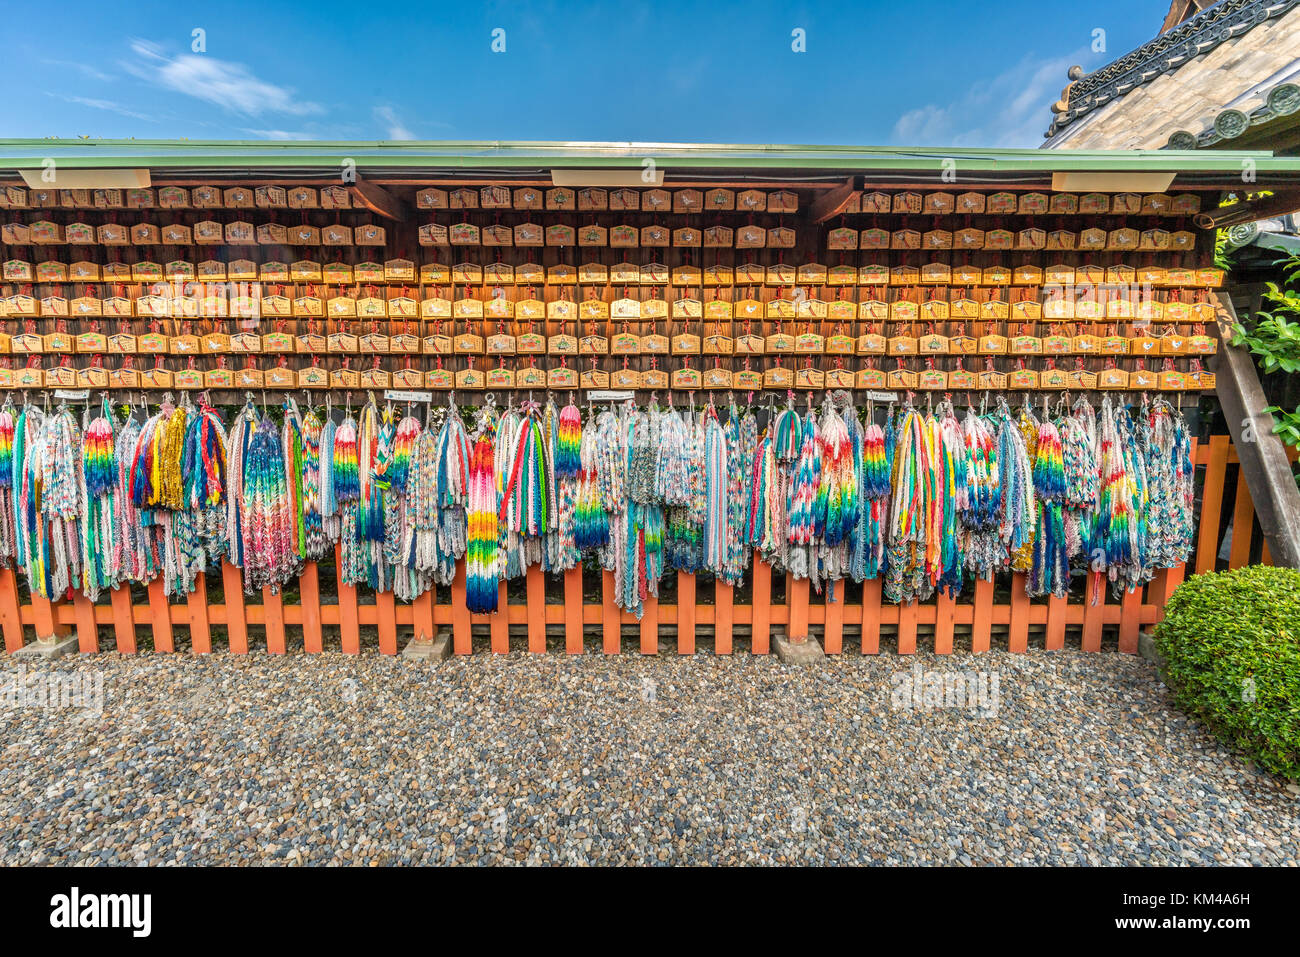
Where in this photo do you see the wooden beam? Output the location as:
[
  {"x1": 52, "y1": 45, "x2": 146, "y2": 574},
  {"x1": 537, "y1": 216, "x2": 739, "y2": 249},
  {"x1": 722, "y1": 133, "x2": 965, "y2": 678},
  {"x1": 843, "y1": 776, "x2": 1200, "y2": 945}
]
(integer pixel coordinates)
[
  {"x1": 349, "y1": 178, "x2": 407, "y2": 221},
  {"x1": 805, "y1": 177, "x2": 857, "y2": 224},
  {"x1": 1194, "y1": 190, "x2": 1300, "y2": 230},
  {"x1": 1212, "y1": 292, "x2": 1300, "y2": 568}
]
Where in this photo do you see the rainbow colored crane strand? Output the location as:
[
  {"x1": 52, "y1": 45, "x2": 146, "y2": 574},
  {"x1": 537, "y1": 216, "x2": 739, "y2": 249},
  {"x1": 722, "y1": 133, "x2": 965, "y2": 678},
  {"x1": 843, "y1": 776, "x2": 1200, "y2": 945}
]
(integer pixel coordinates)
[
  {"x1": 241, "y1": 415, "x2": 300, "y2": 594},
  {"x1": 466, "y1": 409, "x2": 500, "y2": 614},
  {"x1": 574, "y1": 409, "x2": 609, "y2": 551},
  {"x1": 0, "y1": 403, "x2": 16, "y2": 568},
  {"x1": 1028, "y1": 419, "x2": 1069, "y2": 598},
  {"x1": 555, "y1": 403, "x2": 582, "y2": 478},
  {"x1": 80, "y1": 403, "x2": 116, "y2": 601}
]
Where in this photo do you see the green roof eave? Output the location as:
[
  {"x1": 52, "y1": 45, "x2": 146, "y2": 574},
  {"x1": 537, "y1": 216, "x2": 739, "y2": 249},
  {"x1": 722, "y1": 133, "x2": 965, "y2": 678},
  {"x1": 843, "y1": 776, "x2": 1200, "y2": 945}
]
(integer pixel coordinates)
[{"x1": 0, "y1": 139, "x2": 1296, "y2": 175}]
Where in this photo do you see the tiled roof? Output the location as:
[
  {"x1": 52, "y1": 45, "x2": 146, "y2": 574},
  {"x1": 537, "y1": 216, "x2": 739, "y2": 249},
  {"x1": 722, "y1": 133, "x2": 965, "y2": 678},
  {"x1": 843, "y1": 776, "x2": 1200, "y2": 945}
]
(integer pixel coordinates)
[
  {"x1": 1166, "y1": 69, "x2": 1300, "y2": 148},
  {"x1": 1044, "y1": 0, "x2": 1300, "y2": 146}
]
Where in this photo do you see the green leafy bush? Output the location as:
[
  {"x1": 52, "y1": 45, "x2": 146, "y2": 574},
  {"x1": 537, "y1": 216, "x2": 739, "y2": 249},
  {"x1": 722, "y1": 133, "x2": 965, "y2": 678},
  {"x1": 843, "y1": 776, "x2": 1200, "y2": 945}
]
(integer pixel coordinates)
[{"x1": 1154, "y1": 566, "x2": 1300, "y2": 779}]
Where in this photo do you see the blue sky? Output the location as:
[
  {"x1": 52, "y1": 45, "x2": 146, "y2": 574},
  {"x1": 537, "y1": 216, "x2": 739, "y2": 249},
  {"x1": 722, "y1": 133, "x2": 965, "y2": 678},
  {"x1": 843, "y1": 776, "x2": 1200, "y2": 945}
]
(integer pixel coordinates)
[{"x1": 10, "y1": 0, "x2": 1168, "y2": 146}]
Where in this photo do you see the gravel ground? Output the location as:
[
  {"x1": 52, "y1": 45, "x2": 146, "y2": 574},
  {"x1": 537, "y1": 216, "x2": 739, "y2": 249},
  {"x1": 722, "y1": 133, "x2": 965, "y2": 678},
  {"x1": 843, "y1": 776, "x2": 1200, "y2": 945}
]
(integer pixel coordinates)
[{"x1": 1, "y1": 647, "x2": 1296, "y2": 866}]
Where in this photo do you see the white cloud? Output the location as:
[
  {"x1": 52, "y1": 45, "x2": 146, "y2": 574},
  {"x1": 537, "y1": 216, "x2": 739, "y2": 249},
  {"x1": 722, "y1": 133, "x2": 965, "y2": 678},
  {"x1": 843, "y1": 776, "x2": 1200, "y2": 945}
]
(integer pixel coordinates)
[
  {"x1": 46, "y1": 93, "x2": 155, "y2": 122},
  {"x1": 890, "y1": 49, "x2": 1092, "y2": 148},
  {"x1": 374, "y1": 106, "x2": 415, "y2": 140},
  {"x1": 124, "y1": 38, "x2": 322, "y2": 117},
  {"x1": 40, "y1": 59, "x2": 115, "y2": 83},
  {"x1": 241, "y1": 128, "x2": 317, "y2": 140}
]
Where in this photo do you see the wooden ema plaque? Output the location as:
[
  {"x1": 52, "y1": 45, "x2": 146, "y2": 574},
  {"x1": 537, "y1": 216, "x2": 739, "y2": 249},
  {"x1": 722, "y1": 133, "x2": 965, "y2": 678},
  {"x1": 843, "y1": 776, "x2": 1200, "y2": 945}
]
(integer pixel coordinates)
[{"x1": 4, "y1": 184, "x2": 1220, "y2": 396}]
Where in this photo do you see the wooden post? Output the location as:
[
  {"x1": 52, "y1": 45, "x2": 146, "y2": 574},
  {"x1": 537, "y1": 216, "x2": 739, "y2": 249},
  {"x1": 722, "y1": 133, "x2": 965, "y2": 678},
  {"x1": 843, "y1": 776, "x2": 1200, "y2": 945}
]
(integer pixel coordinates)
[
  {"x1": 1008, "y1": 572, "x2": 1030, "y2": 653},
  {"x1": 1082, "y1": 573, "x2": 1105, "y2": 652},
  {"x1": 146, "y1": 578, "x2": 173, "y2": 653},
  {"x1": 601, "y1": 568, "x2": 620, "y2": 654},
  {"x1": 0, "y1": 567, "x2": 24, "y2": 652},
  {"x1": 222, "y1": 560, "x2": 248, "y2": 655},
  {"x1": 897, "y1": 600, "x2": 917, "y2": 655},
  {"x1": 300, "y1": 562, "x2": 323, "y2": 653},
  {"x1": 1195, "y1": 435, "x2": 1230, "y2": 574},
  {"x1": 490, "y1": 580, "x2": 509, "y2": 654},
  {"x1": 1118, "y1": 585, "x2": 1144, "y2": 654},
  {"x1": 823, "y1": 580, "x2": 844, "y2": 655},
  {"x1": 413, "y1": 587, "x2": 435, "y2": 645},
  {"x1": 1211, "y1": 293, "x2": 1300, "y2": 568},
  {"x1": 263, "y1": 586, "x2": 286, "y2": 654},
  {"x1": 564, "y1": 565, "x2": 583, "y2": 654},
  {"x1": 375, "y1": 590, "x2": 397, "y2": 655},
  {"x1": 186, "y1": 574, "x2": 211, "y2": 654},
  {"x1": 971, "y1": 577, "x2": 993, "y2": 654},
  {"x1": 788, "y1": 574, "x2": 810, "y2": 642},
  {"x1": 933, "y1": 589, "x2": 955, "y2": 655},
  {"x1": 676, "y1": 570, "x2": 695, "y2": 655},
  {"x1": 450, "y1": 560, "x2": 472, "y2": 655},
  {"x1": 751, "y1": 554, "x2": 772, "y2": 654},
  {"x1": 861, "y1": 577, "x2": 882, "y2": 655},
  {"x1": 72, "y1": 591, "x2": 98, "y2": 654},
  {"x1": 526, "y1": 565, "x2": 546, "y2": 654},
  {"x1": 30, "y1": 594, "x2": 65, "y2": 644},
  {"x1": 336, "y1": 544, "x2": 360, "y2": 655},
  {"x1": 1045, "y1": 592, "x2": 1067, "y2": 651},
  {"x1": 110, "y1": 585, "x2": 136, "y2": 654},
  {"x1": 714, "y1": 580, "x2": 733, "y2": 655},
  {"x1": 640, "y1": 595, "x2": 659, "y2": 654},
  {"x1": 1229, "y1": 474, "x2": 1255, "y2": 569}
]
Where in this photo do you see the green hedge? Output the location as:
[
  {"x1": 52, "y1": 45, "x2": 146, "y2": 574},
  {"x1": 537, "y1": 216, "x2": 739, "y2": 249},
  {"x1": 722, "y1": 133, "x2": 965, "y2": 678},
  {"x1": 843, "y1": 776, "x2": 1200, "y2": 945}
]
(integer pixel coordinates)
[{"x1": 1154, "y1": 566, "x2": 1300, "y2": 780}]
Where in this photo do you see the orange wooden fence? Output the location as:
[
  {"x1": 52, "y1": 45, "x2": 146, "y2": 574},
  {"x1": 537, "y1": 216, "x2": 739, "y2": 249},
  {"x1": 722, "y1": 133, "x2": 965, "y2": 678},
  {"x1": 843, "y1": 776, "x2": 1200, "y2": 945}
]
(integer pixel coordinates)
[{"x1": 1, "y1": 435, "x2": 1290, "y2": 657}]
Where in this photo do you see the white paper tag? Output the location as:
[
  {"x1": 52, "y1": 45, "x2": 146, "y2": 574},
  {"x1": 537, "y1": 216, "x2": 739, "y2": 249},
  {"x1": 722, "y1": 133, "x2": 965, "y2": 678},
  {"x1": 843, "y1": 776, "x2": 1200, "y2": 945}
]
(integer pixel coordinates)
[
  {"x1": 384, "y1": 390, "x2": 433, "y2": 403},
  {"x1": 586, "y1": 390, "x2": 635, "y2": 402}
]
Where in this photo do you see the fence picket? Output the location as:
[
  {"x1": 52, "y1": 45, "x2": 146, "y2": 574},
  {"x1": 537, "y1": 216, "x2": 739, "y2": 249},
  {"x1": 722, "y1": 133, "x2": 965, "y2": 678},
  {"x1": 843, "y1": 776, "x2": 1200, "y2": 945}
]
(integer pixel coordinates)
[
  {"x1": 1229, "y1": 474, "x2": 1255, "y2": 569},
  {"x1": 601, "y1": 568, "x2": 620, "y2": 654},
  {"x1": 187, "y1": 575, "x2": 211, "y2": 654},
  {"x1": 971, "y1": 577, "x2": 992, "y2": 653},
  {"x1": 714, "y1": 580, "x2": 733, "y2": 655},
  {"x1": 146, "y1": 579, "x2": 174, "y2": 653},
  {"x1": 751, "y1": 555, "x2": 772, "y2": 654},
  {"x1": 73, "y1": 591, "x2": 98, "y2": 654},
  {"x1": 788, "y1": 574, "x2": 810, "y2": 642},
  {"x1": 222, "y1": 560, "x2": 248, "y2": 654},
  {"x1": 1118, "y1": 585, "x2": 1143, "y2": 654},
  {"x1": 30, "y1": 594, "x2": 65, "y2": 644},
  {"x1": 300, "y1": 563, "x2": 324, "y2": 653},
  {"x1": 564, "y1": 566, "x2": 583, "y2": 654},
  {"x1": 412, "y1": 587, "x2": 435, "y2": 645},
  {"x1": 640, "y1": 595, "x2": 659, "y2": 654},
  {"x1": 1008, "y1": 573, "x2": 1029, "y2": 653},
  {"x1": 336, "y1": 543, "x2": 361, "y2": 655},
  {"x1": 861, "y1": 577, "x2": 882, "y2": 654},
  {"x1": 375, "y1": 590, "x2": 397, "y2": 655},
  {"x1": 110, "y1": 585, "x2": 136, "y2": 654},
  {"x1": 1195, "y1": 435, "x2": 1230, "y2": 574},
  {"x1": 1045, "y1": 592, "x2": 1067, "y2": 651},
  {"x1": 1081, "y1": 573, "x2": 1104, "y2": 652},
  {"x1": 450, "y1": 561, "x2": 472, "y2": 655},
  {"x1": 677, "y1": 571, "x2": 695, "y2": 655},
  {"x1": 0, "y1": 568, "x2": 24, "y2": 652},
  {"x1": 264, "y1": 586, "x2": 287, "y2": 654},
  {"x1": 934, "y1": 590, "x2": 954, "y2": 655},
  {"x1": 823, "y1": 580, "x2": 844, "y2": 655},
  {"x1": 526, "y1": 565, "x2": 545, "y2": 654},
  {"x1": 897, "y1": 600, "x2": 917, "y2": 655},
  {"x1": 490, "y1": 580, "x2": 509, "y2": 653}
]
